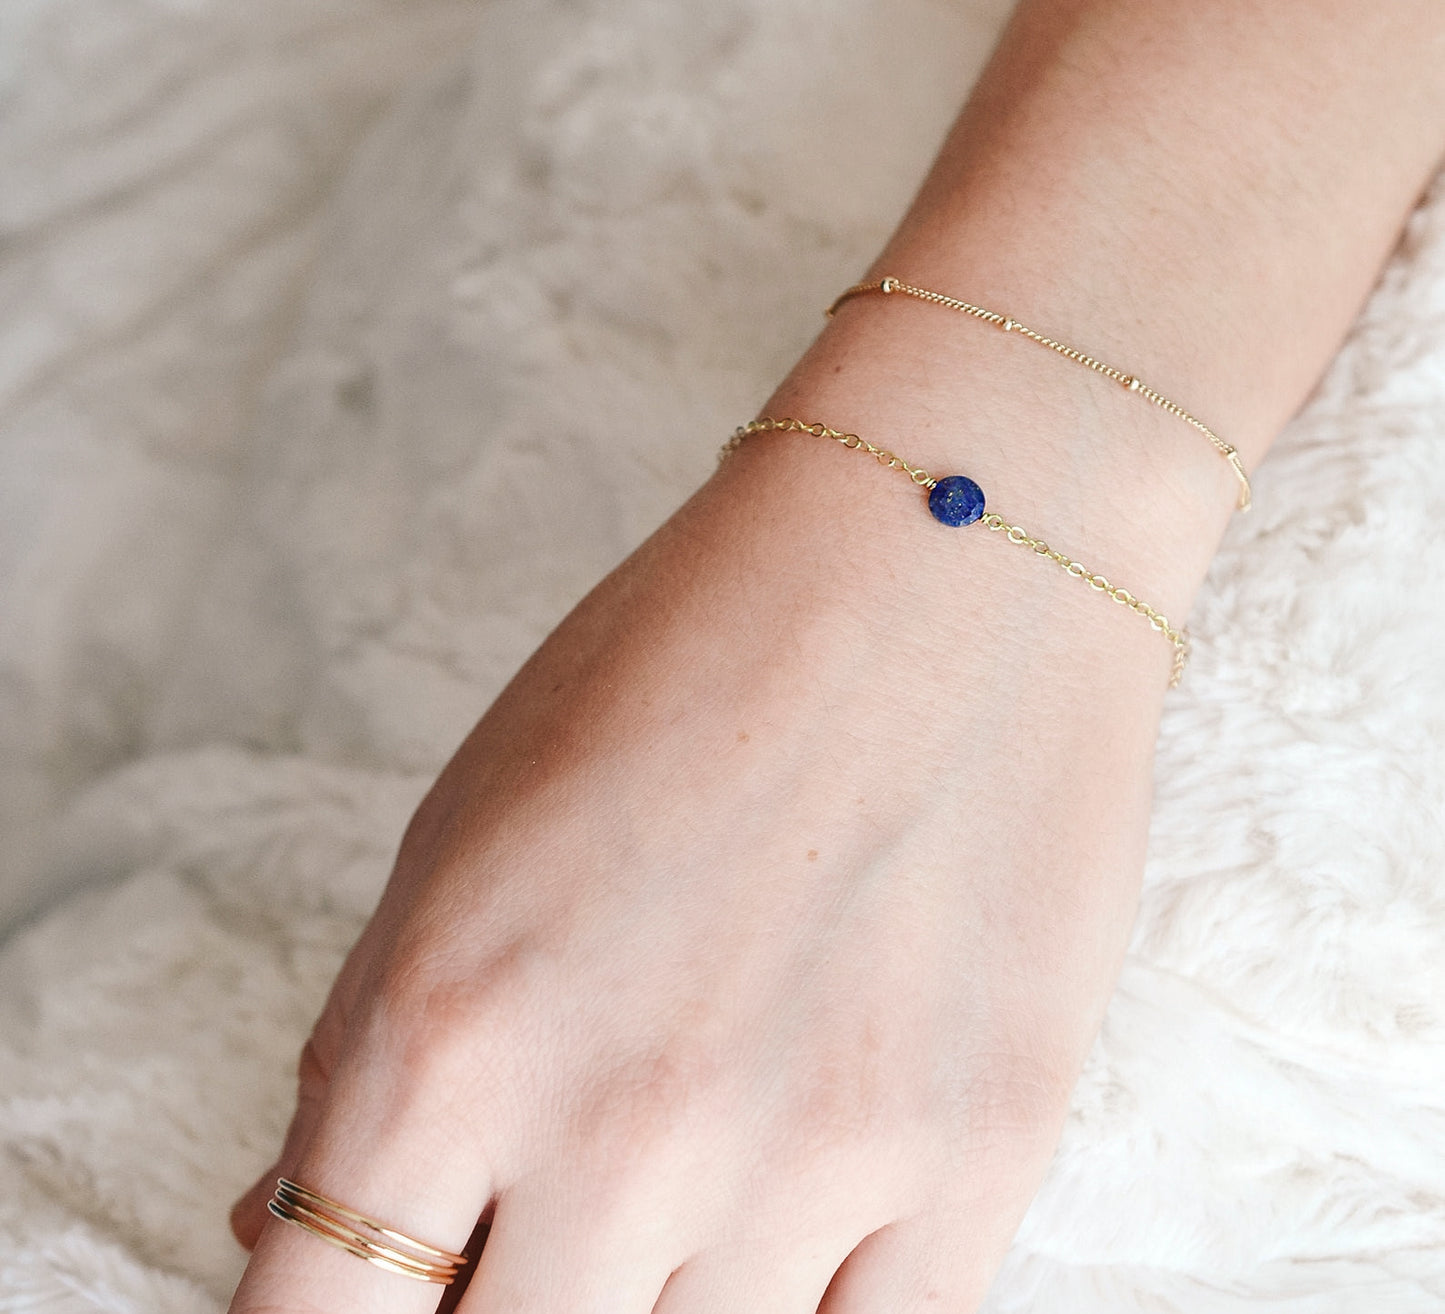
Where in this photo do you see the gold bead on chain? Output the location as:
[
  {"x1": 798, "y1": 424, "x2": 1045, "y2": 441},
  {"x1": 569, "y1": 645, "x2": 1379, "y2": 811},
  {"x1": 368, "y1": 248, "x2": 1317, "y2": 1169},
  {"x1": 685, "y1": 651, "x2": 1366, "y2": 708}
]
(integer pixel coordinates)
[{"x1": 827, "y1": 277, "x2": 1252, "y2": 513}]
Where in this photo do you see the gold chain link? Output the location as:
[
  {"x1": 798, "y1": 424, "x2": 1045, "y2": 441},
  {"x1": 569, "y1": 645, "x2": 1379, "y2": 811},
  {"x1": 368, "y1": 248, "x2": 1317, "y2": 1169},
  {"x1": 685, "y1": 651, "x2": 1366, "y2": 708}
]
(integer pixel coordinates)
[
  {"x1": 718, "y1": 416, "x2": 939, "y2": 486},
  {"x1": 827, "y1": 277, "x2": 1251, "y2": 513},
  {"x1": 720, "y1": 416, "x2": 1190, "y2": 688},
  {"x1": 975, "y1": 512, "x2": 1188, "y2": 688}
]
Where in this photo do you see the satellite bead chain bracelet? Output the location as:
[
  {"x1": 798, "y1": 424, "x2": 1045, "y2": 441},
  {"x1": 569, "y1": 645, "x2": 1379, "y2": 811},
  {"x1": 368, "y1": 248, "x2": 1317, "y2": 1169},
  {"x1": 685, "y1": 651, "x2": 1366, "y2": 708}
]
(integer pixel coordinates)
[
  {"x1": 828, "y1": 276, "x2": 1252, "y2": 513},
  {"x1": 720, "y1": 417, "x2": 1191, "y2": 688}
]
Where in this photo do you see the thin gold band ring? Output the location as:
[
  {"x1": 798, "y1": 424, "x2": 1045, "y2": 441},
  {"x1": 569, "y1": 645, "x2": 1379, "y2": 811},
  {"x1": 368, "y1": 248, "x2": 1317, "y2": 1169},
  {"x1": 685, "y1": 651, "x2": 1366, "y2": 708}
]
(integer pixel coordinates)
[{"x1": 267, "y1": 1178, "x2": 467, "y2": 1285}]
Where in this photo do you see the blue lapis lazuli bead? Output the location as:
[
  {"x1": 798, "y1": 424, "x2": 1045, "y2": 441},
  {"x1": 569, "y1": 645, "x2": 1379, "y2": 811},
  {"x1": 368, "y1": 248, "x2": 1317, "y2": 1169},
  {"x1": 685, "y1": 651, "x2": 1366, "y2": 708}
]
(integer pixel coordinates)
[{"x1": 927, "y1": 474, "x2": 986, "y2": 526}]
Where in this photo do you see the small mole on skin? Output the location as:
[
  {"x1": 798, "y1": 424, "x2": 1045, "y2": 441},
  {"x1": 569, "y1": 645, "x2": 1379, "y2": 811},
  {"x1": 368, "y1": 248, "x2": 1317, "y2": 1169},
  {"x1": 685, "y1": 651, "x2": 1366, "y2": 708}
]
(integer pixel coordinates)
[
  {"x1": 737, "y1": 730, "x2": 750, "y2": 743},
  {"x1": 807, "y1": 849, "x2": 819, "y2": 861}
]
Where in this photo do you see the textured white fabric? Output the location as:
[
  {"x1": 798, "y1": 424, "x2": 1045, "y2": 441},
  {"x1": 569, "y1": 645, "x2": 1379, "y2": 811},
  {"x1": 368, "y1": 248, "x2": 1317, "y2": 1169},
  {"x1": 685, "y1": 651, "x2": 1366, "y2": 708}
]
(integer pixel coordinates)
[{"x1": 2, "y1": 0, "x2": 1443, "y2": 1309}]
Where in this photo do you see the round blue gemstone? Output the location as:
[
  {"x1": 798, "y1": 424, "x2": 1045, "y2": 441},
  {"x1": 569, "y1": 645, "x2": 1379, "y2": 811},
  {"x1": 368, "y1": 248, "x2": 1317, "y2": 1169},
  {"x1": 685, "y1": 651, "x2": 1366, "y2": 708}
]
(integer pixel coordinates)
[{"x1": 927, "y1": 474, "x2": 986, "y2": 526}]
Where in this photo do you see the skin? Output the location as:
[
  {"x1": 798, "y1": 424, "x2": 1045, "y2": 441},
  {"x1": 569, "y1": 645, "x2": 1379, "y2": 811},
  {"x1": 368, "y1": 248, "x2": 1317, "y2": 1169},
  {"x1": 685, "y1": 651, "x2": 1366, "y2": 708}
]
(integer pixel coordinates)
[{"x1": 228, "y1": 1, "x2": 1445, "y2": 1310}]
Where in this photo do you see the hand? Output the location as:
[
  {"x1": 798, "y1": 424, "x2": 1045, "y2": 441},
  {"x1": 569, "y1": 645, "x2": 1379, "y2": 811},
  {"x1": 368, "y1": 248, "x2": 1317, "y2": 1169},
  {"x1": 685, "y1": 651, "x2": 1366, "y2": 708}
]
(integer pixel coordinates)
[
  {"x1": 223, "y1": 0, "x2": 1445, "y2": 1298},
  {"x1": 227, "y1": 394, "x2": 1180, "y2": 1313}
]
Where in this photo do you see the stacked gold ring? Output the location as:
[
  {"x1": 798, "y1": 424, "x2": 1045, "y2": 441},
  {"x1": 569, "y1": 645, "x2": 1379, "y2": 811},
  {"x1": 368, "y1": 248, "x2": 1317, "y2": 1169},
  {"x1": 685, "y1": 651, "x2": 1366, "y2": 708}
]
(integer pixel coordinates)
[{"x1": 267, "y1": 1178, "x2": 468, "y2": 1285}]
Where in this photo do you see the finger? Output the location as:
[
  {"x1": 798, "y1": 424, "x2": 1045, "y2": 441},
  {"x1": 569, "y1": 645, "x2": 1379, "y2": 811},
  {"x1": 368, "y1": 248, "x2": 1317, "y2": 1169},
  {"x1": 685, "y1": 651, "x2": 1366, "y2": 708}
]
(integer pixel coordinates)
[
  {"x1": 649, "y1": 1239, "x2": 848, "y2": 1314},
  {"x1": 230, "y1": 1159, "x2": 284, "y2": 1252},
  {"x1": 435, "y1": 1210, "x2": 494, "y2": 1314},
  {"x1": 231, "y1": 1036, "x2": 333, "y2": 1249},
  {"x1": 230, "y1": 903, "x2": 399, "y2": 1252},
  {"x1": 228, "y1": 1024, "x2": 499, "y2": 1312},
  {"x1": 816, "y1": 1212, "x2": 996, "y2": 1314},
  {"x1": 456, "y1": 1174, "x2": 680, "y2": 1314}
]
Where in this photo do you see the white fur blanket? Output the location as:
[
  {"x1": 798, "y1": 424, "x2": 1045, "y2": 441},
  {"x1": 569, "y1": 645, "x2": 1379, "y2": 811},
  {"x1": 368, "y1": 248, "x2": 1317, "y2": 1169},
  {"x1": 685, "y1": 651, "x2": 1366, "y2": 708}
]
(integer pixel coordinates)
[{"x1": 2, "y1": 1, "x2": 1443, "y2": 1309}]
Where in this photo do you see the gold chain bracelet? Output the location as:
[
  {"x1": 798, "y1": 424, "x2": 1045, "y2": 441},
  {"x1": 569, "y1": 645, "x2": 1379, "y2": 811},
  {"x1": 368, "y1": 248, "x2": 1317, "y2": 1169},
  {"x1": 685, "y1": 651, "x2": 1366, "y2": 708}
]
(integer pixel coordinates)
[
  {"x1": 827, "y1": 277, "x2": 1251, "y2": 513},
  {"x1": 720, "y1": 416, "x2": 1190, "y2": 688}
]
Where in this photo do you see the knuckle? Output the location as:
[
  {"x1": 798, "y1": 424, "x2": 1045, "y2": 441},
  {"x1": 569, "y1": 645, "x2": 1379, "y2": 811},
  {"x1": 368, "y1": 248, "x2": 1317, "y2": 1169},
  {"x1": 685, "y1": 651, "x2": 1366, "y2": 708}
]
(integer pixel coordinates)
[
  {"x1": 296, "y1": 1034, "x2": 330, "y2": 1094},
  {"x1": 359, "y1": 939, "x2": 542, "y2": 1110},
  {"x1": 292, "y1": 964, "x2": 355, "y2": 1100},
  {"x1": 792, "y1": 1058, "x2": 901, "y2": 1153},
  {"x1": 760, "y1": 1046, "x2": 921, "y2": 1192},
  {"x1": 952, "y1": 1047, "x2": 1075, "y2": 1154},
  {"x1": 573, "y1": 1036, "x2": 726, "y2": 1176}
]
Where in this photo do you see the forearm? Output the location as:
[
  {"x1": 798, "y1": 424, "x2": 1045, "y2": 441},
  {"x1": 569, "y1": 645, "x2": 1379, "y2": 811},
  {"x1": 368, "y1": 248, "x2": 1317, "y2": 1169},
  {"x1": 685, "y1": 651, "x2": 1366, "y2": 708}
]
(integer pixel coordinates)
[{"x1": 761, "y1": 0, "x2": 1445, "y2": 618}]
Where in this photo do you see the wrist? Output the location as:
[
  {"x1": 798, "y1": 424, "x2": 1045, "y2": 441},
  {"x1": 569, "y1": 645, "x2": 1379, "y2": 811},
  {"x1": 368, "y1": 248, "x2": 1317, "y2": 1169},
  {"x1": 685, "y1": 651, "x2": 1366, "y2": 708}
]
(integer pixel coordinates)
[
  {"x1": 756, "y1": 305, "x2": 1235, "y2": 630},
  {"x1": 703, "y1": 404, "x2": 1201, "y2": 704}
]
